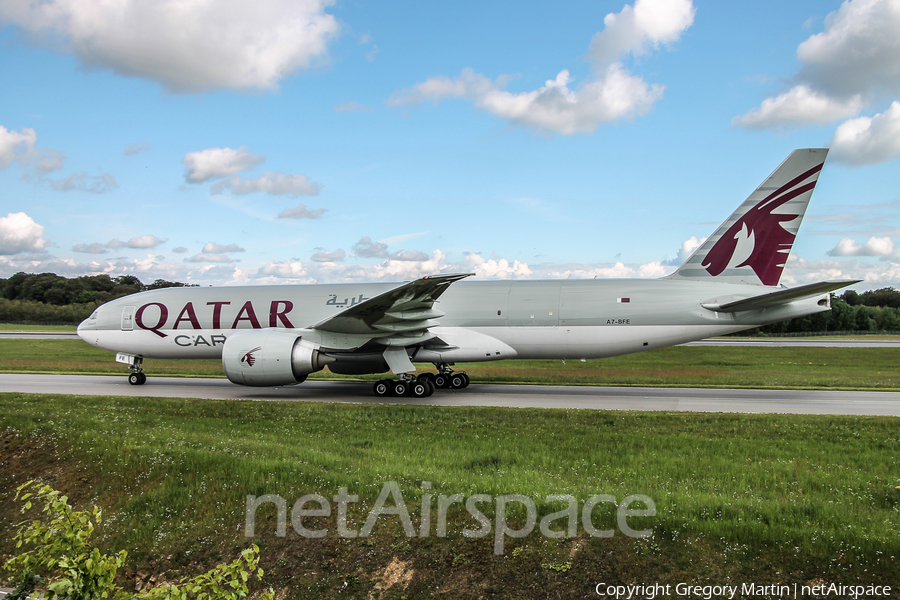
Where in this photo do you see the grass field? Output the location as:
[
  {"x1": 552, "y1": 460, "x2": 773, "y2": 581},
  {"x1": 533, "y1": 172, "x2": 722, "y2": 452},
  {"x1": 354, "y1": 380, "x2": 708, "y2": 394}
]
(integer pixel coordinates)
[
  {"x1": 1, "y1": 393, "x2": 898, "y2": 599},
  {"x1": 0, "y1": 323, "x2": 77, "y2": 331},
  {"x1": 1, "y1": 336, "x2": 898, "y2": 597},
  {"x1": 3, "y1": 337, "x2": 900, "y2": 390}
]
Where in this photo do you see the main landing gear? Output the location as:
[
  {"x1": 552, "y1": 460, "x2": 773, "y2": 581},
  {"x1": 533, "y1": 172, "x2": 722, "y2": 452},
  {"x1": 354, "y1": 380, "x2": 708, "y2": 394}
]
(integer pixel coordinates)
[{"x1": 372, "y1": 365, "x2": 470, "y2": 398}]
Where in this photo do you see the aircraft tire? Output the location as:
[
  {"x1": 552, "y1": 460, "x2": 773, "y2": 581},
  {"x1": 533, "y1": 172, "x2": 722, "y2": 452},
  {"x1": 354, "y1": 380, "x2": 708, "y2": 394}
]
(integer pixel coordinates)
[
  {"x1": 449, "y1": 373, "x2": 466, "y2": 389},
  {"x1": 391, "y1": 380, "x2": 410, "y2": 397},
  {"x1": 425, "y1": 380, "x2": 436, "y2": 396},
  {"x1": 411, "y1": 380, "x2": 430, "y2": 398},
  {"x1": 434, "y1": 374, "x2": 450, "y2": 388},
  {"x1": 373, "y1": 380, "x2": 391, "y2": 397},
  {"x1": 128, "y1": 373, "x2": 145, "y2": 386},
  {"x1": 459, "y1": 373, "x2": 470, "y2": 388}
]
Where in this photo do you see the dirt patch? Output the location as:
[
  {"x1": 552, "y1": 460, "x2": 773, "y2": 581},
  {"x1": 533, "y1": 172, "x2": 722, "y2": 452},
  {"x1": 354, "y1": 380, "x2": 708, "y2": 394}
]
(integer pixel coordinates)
[{"x1": 367, "y1": 556, "x2": 413, "y2": 599}]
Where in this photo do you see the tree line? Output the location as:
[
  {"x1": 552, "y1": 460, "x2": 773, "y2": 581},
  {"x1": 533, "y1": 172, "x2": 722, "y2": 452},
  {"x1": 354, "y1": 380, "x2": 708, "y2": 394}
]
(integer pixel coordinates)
[
  {"x1": 1, "y1": 271, "x2": 900, "y2": 332},
  {"x1": 0, "y1": 272, "x2": 195, "y2": 324},
  {"x1": 756, "y1": 292, "x2": 900, "y2": 335}
]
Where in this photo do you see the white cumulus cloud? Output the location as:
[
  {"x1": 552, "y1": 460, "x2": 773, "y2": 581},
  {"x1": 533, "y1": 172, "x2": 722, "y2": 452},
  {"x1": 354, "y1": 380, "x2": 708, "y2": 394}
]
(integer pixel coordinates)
[
  {"x1": 202, "y1": 242, "x2": 245, "y2": 253},
  {"x1": 831, "y1": 101, "x2": 900, "y2": 165},
  {"x1": 0, "y1": 212, "x2": 48, "y2": 255},
  {"x1": 352, "y1": 236, "x2": 389, "y2": 258},
  {"x1": 734, "y1": 0, "x2": 900, "y2": 166},
  {"x1": 0, "y1": 125, "x2": 65, "y2": 174},
  {"x1": 183, "y1": 147, "x2": 265, "y2": 183},
  {"x1": 388, "y1": 0, "x2": 693, "y2": 135},
  {"x1": 464, "y1": 254, "x2": 533, "y2": 279},
  {"x1": 828, "y1": 236, "x2": 896, "y2": 257},
  {"x1": 733, "y1": 86, "x2": 865, "y2": 129},
  {"x1": 310, "y1": 248, "x2": 346, "y2": 262},
  {"x1": 586, "y1": 0, "x2": 696, "y2": 65},
  {"x1": 0, "y1": 0, "x2": 339, "y2": 92},
  {"x1": 254, "y1": 260, "x2": 308, "y2": 279},
  {"x1": 676, "y1": 235, "x2": 707, "y2": 264},
  {"x1": 796, "y1": 0, "x2": 900, "y2": 98}
]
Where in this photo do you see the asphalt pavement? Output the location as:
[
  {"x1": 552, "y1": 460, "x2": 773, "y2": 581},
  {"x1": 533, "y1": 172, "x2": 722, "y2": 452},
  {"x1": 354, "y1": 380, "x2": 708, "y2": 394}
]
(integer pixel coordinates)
[{"x1": 2, "y1": 373, "x2": 899, "y2": 416}]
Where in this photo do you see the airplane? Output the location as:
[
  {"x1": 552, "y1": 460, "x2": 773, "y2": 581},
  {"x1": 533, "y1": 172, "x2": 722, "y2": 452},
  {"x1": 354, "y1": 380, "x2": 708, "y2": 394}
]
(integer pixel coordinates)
[{"x1": 77, "y1": 148, "x2": 857, "y2": 397}]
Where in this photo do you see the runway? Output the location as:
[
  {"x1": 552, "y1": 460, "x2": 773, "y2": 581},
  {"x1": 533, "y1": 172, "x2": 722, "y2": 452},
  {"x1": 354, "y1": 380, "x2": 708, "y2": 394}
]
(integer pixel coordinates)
[
  {"x1": 2, "y1": 373, "x2": 899, "y2": 416},
  {"x1": 4, "y1": 331, "x2": 900, "y2": 347}
]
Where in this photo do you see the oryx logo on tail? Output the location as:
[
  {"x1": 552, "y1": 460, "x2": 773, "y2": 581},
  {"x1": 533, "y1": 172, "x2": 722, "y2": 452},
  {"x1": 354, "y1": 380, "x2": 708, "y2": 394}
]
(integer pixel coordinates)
[
  {"x1": 701, "y1": 162, "x2": 823, "y2": 286},
  {"x1": 665, "y1": 148, "x2": 829, "y2": 287}
]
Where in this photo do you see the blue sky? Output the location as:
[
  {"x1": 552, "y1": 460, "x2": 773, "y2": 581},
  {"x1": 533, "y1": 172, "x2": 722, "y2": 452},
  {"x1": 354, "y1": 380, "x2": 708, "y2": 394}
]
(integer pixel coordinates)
[{"x1": 2, "y1": 0, "x2": 900, "y2": 289}]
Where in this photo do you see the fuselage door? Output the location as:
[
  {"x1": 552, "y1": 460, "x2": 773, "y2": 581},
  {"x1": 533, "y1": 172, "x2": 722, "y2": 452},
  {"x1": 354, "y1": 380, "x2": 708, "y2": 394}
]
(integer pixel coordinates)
[{"x1": 121, "y1": 306, "x2": 135, "y2": 331}]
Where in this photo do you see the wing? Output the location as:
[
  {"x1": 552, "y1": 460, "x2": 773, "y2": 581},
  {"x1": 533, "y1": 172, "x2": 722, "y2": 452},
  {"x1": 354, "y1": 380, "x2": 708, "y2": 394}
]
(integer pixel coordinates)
[{"x1": 311, "y1": 273, "x2": 473, "y2": 347}]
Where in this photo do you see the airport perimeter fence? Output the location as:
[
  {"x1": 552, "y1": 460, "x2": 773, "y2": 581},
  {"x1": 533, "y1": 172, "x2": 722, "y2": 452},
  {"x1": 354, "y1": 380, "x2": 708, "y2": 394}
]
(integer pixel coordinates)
[
  {"x1": 1, "y1": 321, "x2": 79, "y2": 327},
  {"x1": 732, "y1": 330, "x2": 900, "y2": 337}
]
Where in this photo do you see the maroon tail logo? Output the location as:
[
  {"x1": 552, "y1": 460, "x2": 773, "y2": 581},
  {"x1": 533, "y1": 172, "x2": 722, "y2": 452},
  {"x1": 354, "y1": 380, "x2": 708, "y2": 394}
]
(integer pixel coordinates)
[
  {"x1": 241, "y1": 346, "x2": 262, "y2": 367},
  {"x1": 702, "y1": 164, "x2": 822, "y2": 286}
]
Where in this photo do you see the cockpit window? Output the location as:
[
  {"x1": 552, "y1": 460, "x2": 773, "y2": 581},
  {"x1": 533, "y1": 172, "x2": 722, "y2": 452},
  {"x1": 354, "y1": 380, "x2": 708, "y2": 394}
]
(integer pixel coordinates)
[{"x1": 89, "y1": 310, "x2": 99, "y2": 320}]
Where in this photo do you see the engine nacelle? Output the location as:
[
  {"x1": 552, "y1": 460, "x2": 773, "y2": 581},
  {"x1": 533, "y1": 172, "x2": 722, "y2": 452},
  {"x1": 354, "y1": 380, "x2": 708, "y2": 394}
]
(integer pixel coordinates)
[{"x1": 222, "y1": 329, "x2": 333, "y2": 387}]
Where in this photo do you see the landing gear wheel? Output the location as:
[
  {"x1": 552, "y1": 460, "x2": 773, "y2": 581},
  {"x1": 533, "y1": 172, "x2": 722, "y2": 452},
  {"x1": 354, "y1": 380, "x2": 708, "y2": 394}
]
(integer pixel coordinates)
[
  {"x1": 459, "y1": 373, "x2": 470, "y2": 388},
  {"x1": 449, "y1": 373, "x2": 466, "y2": 389},
  {"x1": 373, "y1": 380, "x2": 391, "y2": 397},
  {"x1": 391, "y1": 380, "x2": 410, "y2": 397},
  {"x1": 425, "y1": 380, "x2": 436, "y2": 396},
  {"x1": 128, "y1": 372, "x2": 146, "y2": 386},
  {"x1": 410, "y1": 380, "x2": 430, "y2": 398},
  {"x1": 434, "y1": 374, "x2": 450, "y2": 388}
]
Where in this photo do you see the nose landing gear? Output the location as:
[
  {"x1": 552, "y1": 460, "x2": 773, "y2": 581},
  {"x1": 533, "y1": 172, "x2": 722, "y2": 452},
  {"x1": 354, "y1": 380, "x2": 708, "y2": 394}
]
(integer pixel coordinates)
[{"x1": 121, "y1": 354, "x2": 146, "y2": 385}]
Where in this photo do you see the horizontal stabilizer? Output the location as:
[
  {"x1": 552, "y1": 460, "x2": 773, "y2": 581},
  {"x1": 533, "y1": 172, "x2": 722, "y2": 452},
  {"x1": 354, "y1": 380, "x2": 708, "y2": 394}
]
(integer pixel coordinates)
[{"x1": 701, "y1": 280, "x2": 859, "y2": 312}]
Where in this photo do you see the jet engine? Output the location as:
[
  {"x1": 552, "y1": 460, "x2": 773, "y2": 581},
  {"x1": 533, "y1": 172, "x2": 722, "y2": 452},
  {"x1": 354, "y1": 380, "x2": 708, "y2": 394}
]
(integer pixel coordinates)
[{"x1": 222, "y1": 329, "x2": 333, "y2": 386}]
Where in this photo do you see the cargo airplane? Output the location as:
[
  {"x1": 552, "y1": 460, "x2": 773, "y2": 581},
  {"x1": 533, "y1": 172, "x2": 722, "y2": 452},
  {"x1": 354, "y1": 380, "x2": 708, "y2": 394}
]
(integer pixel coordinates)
[{"x1": 78, "y1": 149, "x2": 856, "y2": 397}]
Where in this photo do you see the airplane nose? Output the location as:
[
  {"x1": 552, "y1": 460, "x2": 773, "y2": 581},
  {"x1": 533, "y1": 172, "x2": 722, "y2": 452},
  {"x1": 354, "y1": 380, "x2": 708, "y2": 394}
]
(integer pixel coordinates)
[
  {"x1": 77, "y1": 309, "x2": 100, "y2": 341},
  {"x1": 76, "y1": 318, "x2": 88, "y2": 341}
]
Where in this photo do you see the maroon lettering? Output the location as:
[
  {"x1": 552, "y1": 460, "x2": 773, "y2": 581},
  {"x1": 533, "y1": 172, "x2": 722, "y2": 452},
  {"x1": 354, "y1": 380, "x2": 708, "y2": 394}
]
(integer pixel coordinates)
[
  {"x1": 207, "y1": 301, "x2": 231, "y2": 329},
  {"x1": 231, "y1": 301, "x2": 261, "y2": 329},
  {"x1": 173, "y1": 302, "x2": 201, "y2": 330},
  {"x1": 135, "y1": 303, "x2": 169, "y2": 338},
  {"x1": 269, "y1": 300, "x2": 294, "y2": 328}
]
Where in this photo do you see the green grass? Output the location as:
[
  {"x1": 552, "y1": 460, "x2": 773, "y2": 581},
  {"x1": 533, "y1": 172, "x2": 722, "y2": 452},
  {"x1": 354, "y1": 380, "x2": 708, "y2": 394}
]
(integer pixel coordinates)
[
  {"x1": 1, "y1": 394, "x2": 898, "y2": 598},
  {"x1": 0, "y1": 323, "x2": 77, "y2": 332},
  {"x1": 3, "y1": 338, "x2": 900, "y2": 390}
]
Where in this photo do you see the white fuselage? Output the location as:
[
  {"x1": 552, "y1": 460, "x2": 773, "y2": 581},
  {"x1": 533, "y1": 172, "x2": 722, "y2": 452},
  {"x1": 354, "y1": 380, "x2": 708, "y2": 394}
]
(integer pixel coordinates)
[{"x1": 77, "y1": 278, "x2": 829, "y2": 365}]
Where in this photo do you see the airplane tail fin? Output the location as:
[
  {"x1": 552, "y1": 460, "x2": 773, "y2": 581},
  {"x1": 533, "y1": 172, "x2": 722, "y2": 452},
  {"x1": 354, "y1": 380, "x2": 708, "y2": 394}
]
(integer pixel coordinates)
[{"x1": 667, "y1": 148, "x2": 828, "y2": 286}]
